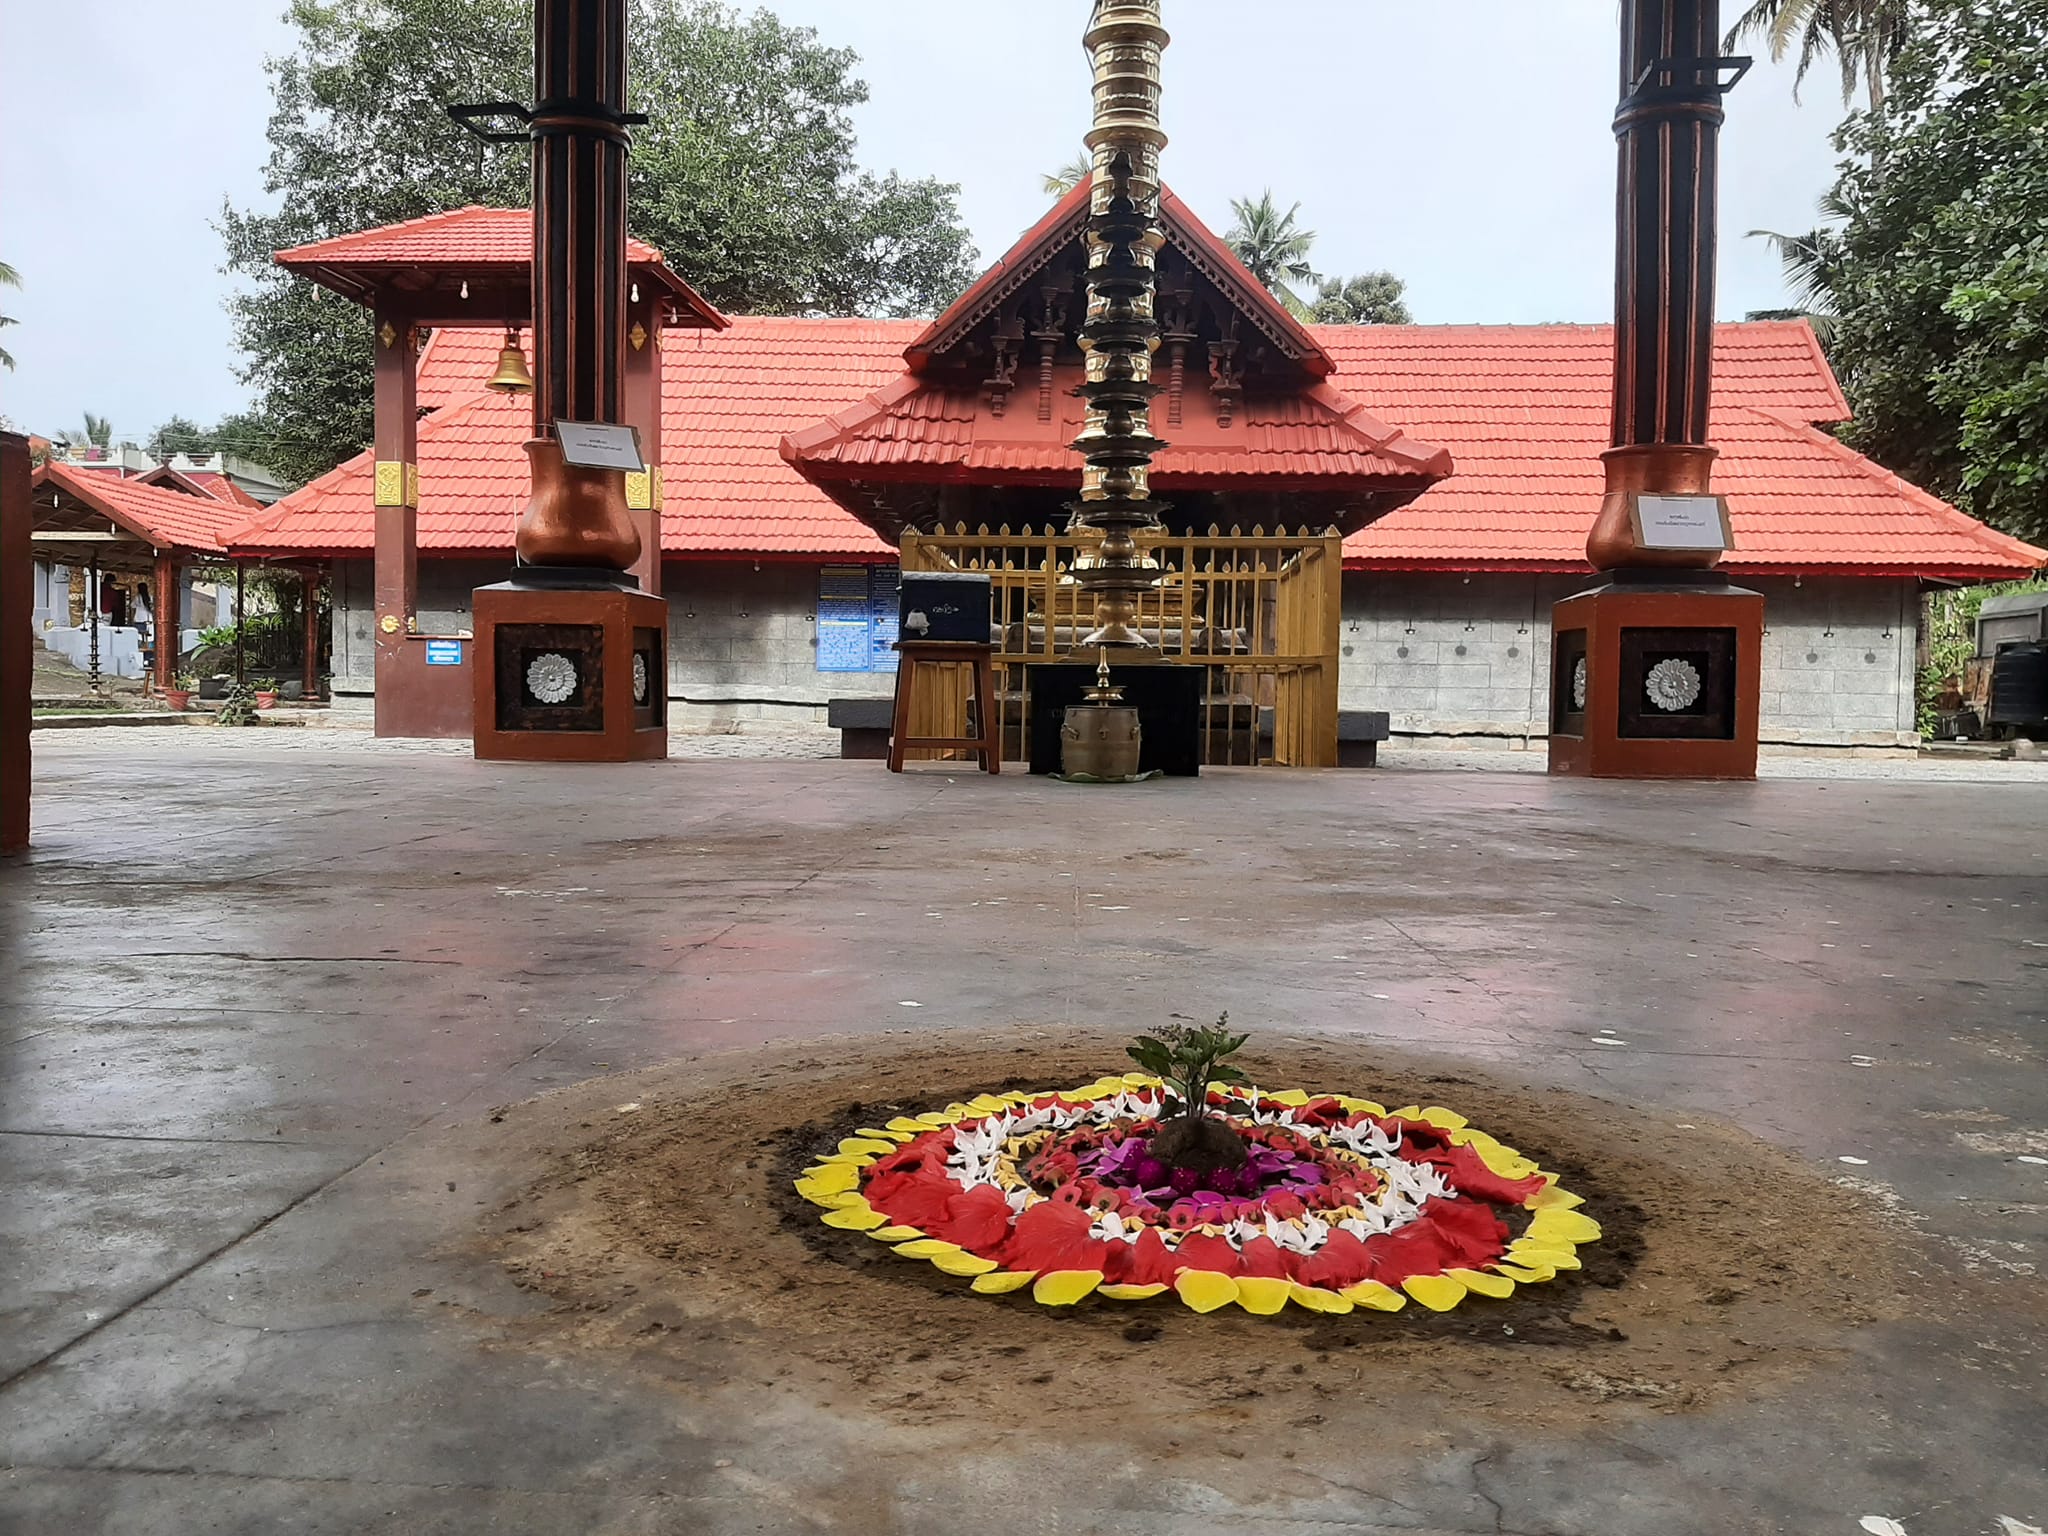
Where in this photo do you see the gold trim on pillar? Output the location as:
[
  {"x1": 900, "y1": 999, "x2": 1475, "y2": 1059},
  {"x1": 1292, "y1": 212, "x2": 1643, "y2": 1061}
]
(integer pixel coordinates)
[
  {"x1": 652, "y1": 465, "x2": 664, "y2": 509},
  {"x1": 374, "y1": 461, "x2": 413, "y2": 508},
  {"x1": 624, "y1": 469, "x2": 653, "y2": 511}
]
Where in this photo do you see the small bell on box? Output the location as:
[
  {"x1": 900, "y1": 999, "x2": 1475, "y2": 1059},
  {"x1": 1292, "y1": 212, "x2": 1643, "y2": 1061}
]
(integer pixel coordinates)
[{"x1": 484, "y1": 329, "x2": 535, "y2": 395}]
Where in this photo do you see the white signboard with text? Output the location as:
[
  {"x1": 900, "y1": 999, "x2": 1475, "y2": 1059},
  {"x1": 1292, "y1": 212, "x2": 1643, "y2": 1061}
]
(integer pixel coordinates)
[
  {"x1": 553, "y1": 421, "x2": 646, "y2": 473},
  {"x1": 1631, "y1": 494, "x2": 1733, "y2": 552}
]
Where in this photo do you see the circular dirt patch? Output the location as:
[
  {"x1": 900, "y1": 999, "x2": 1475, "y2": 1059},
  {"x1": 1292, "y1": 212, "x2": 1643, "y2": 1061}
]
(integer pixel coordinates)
[{"x1": 471, "y1": 1030, "x2": 1910, "y2": 1435}]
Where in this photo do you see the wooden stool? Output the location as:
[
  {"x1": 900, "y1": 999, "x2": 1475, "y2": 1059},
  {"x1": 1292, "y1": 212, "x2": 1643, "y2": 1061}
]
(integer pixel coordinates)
[{"x1": 888, "y1": 641, "x2": 999, "y2": 774}]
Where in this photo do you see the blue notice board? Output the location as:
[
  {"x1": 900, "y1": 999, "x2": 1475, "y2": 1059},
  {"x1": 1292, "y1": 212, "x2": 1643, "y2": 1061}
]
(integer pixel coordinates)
[
  {"x1": 424, "y1": 638, "x2": 464, "y2": 666},
  {"x1": 817, "y1": 564, "x2": 901, "y2": 673}
]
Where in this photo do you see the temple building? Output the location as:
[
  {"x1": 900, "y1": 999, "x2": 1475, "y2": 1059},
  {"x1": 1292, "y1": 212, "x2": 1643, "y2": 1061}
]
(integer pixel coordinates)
[{"x1": 228, "y1": 191, "x2": 2045, "y2": 752}]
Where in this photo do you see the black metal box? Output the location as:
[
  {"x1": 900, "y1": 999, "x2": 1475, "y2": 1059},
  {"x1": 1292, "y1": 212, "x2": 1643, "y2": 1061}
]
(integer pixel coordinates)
[{"x1": 898, "y1": 572, "x2": 992, "y2": 643}]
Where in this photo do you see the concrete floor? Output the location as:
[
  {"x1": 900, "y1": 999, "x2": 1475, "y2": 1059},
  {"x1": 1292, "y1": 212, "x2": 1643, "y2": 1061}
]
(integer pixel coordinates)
[{"x1": 3, "y1": 736, "x2": 2046, "y2": 1535}]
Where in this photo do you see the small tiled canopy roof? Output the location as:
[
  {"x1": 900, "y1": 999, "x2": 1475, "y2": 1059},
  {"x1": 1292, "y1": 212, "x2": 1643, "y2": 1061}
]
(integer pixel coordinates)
[
  {"x1": 275, "y1": 207, "x2": 728, "y2": 330},
  {"x1": 34, "y1": 462, "x2": 251, "y2": 567},
  {"x1": 230, "y1": 314, "x2": 2046, "y2": 580}
]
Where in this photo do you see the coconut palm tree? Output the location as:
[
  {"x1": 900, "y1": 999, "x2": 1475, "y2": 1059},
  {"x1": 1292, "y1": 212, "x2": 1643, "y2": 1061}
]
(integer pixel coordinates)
[
  {"x1": 1747, "y1": 187, "x2": 1856, "y2": 345},
  {"x1": 1224, "y1": 192, "x2": 1319, "y2": 319},
  {"x1": 0, "y1": 260, "x2": 19, "y2": 372},
  {"x1": 1725, "y1": 0, "x2": 1910, "y2": 108},
  {"x1": 1041, "y1": 152, "x2": 1091, "y2": 198}
]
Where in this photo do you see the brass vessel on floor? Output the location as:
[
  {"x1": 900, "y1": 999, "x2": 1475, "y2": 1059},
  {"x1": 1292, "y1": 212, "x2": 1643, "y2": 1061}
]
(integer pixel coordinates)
[{"x1": 1061, "y1": 652, "x2": 1143, "y2": 779}]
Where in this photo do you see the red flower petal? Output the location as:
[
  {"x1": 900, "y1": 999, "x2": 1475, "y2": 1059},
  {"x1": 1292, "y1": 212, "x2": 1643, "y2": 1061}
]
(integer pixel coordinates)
[
  {"x1": 1236, "y1": 1236, "x2": 1297, "y2": 1280},
  {"x1": 1296, "y1": 1229, "x2": 1373, "y2": 1289},
  {"x1": 1172, "y1": 1232, "x2": 1244, "y2": 1277},
  {"x1": 925, "y1": 1184, "x2": 1014, "y2": 1254}
]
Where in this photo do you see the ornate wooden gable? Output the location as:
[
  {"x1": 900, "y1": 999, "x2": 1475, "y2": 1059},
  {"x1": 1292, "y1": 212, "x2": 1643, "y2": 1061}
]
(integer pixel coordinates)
[{"x1": 904, "y1": 185, "x2": 1333, "y2": 432}]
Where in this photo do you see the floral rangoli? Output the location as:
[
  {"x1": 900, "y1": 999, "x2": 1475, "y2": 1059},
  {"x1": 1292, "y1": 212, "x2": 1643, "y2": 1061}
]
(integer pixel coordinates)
[{"x1": 795, "y1": 1074, "x2": 1598, "y2": 1314}]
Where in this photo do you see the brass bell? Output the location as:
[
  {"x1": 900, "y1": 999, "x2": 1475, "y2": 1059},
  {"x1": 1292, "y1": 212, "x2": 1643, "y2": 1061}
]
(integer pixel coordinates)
[{"x1": 485, "y1": 330, "x2": 535, "y2": 395}]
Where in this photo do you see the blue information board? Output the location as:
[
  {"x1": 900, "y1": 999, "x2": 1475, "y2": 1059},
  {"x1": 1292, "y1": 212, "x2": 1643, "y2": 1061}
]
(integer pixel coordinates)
[
  {"x1": 817, "y1": 565, "x2": 901, "y2": 673},
  {"x1": 424, "y1": 639, "x2": 464, "y2": 667}
]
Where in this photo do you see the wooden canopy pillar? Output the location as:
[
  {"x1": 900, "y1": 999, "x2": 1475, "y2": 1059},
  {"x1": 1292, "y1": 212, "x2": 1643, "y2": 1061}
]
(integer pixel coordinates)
[
  {"x1": 152, "y1": 550, "x2": 180, "y2": 692},
  {"x1": 300, "y1": 562, "x2": 324, "y2": 699},
  {"x1": 372, "y1": 307, "x2": 420, "y2": 730},
  {"x1": 1, "y1": 431, "x2": 29, "y2": 854},
  {"x1": 624, "y1": 290, "x2": 664, "y2": 596}
]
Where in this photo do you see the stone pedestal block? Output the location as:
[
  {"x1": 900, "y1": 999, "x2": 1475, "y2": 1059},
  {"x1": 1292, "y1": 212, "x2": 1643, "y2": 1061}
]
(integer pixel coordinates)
[
  {"x1": 473, "y1": 574, "x2": 667, "y2": 763},
  {"x1": 1549, "y1": 574, "x2": 1763, "y2": 780}
]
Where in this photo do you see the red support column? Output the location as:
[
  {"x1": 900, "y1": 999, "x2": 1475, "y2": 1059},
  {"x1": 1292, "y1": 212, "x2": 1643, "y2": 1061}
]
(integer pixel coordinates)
[
  {"x1": 0, "y1": 430, "x2": 31, "y2": 854},
  {"x1": 372, "y1": 308, "x2": 419, "y2": 735},
  {"x1": 301, "y1": 563, "x2": 323, "y2": 700},
  {"x1": 152, "y1": 551, "x2": 179, "y2": 693},
  {"x1": 624, "y1": 293, "x2": 664, "y2": 597}
]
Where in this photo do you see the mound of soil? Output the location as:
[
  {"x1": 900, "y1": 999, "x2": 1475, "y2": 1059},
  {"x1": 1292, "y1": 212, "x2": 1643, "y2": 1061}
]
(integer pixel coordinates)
[{"x1": 459, "y1": 1029, "x2": 1916, "y2": 1438}]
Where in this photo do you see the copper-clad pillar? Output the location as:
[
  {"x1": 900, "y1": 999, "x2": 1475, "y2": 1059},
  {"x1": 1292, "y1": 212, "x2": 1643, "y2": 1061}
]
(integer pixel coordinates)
[
  {"x1": 515, "y1": 0, "x2": 639, "y2": 572},
  {"x1": 1587, "y1": 0, "x2": 1734, "y2": 571}
]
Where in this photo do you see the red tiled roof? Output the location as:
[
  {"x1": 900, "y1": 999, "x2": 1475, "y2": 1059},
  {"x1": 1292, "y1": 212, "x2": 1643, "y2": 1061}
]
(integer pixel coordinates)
[
  {"x1": 231, "y1": 317, "x2": 2045, "y2": 581},
  {"x1": 781, "y1": 370, "x2": 1448, "y2": 487},
  {"x1": 903, "y1": 184, "x2": 1332, "y2": 378},
  {"x1": 181, "y1": 470, "x2": 264, "y2": 508},
  {"x1": 275, "y1": 207, "x2": 728, "y2": 330},
  {"x1": 36, "y1": 462, "x2": 248, "y2": 554},
  {"x1": 233, "y1": 318, "x2": 910, "y2": 559},
  {"x1": 1331, "y1": 323, "x2": 2042, "y2": 577}
]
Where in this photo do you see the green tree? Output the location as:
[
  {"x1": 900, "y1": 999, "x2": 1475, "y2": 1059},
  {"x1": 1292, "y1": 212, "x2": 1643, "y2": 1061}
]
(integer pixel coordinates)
[
  {"x1": 81, "y1": 412, "x2": 113, "y2": 449},
  {"x1": 1309, "y1": 272, "x2": 1412, "y2": 326},
  {"x1": 1806, "y1": 0, "x2": 2048, "y2": 547},
  {"x1": 0, "y1": 259, "x2": 19, "y2": 371},
  {"x1": 1223, "y1": 192, "x2": 1318, "y2": 319},
  {"x1": 1725, "y1": 0, "x2": 1911, "y2": 107},
  {"x1": 224, "y1": 0, "x2": 977, "y2": 486},
  {"x1": 147, "y1": 415, "x2": 210, "y2": 461},
  {"x1": 1041, "y1": 152, "x2": 1090, "y2": 198}
]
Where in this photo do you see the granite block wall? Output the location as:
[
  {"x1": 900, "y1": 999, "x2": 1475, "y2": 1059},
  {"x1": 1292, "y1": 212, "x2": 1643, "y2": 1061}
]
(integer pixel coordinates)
[{"x1": 334, "y1": 558, "x2": 1923, "y2": 746}]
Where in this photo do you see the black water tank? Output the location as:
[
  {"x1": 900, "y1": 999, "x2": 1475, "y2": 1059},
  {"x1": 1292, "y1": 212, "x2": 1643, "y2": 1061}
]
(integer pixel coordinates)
[{"x1": 1988, "y1": 644, "x2": 2048, "y2": 727}]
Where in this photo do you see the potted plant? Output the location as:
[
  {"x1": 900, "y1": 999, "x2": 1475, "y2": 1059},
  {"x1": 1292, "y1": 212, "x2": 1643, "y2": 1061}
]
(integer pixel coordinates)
[
  {"x1": 254, "y1": 678, "x2": 279, "y2": 711},
  {"x1": 163, "y1": 673, "x2": 196, "y2": 712}
]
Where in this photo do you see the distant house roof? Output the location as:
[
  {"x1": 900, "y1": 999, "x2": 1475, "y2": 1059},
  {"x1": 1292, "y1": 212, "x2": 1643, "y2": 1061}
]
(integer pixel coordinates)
[
  {"x1": 232, "y1": 315, "x2": 2045, "y2": 580},
  {"x1": 275, "y1": 206, "x2": 728, "y2": 330},
  {"x1": 35, "y1": 461, "x2": 250, "y2": 558}
]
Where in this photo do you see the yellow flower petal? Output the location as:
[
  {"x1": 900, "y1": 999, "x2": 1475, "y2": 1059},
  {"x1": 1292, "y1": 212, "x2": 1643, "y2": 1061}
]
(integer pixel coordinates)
[
  {"x1": 1402, "y1": 1273, "x2": 1468, "y2": 1311},
  {"x1": 810, "y1": 1152, "x2": 867, "y2": 1168},
  {"x1": 929, "y1": 1250, "x2": 1000, "y2": 1276},
  {"x1": 866, "y1": 1225, "x2": 925, "y2": 1242},
  {"x1": 1526, "y1": 1209, "x2": 1602, "y2": 1245},
  {"x1": 967, "y1": 1095, "x2": 1011, "y2": 1115},
  {"x1": 1033, "y1": 1270, "x2": 1105, "y2": 1306},
  {"x1": 1174, "y1": 1270, "x2": 1240, "y2": 1313},
  {"x1": 1097, "y1": 1282, "x2": 1169, "y2": 1300},
  {"x1": 821, "y1": 1205, "x2": 887, "y2": 1230},
  {"x1": 891, "y1": 1239, "x2": 962, "y2": 1260},
  {"x1": 797, "y1": 1188, "x2": 865, "y2": 1211},
  {"x1": 970, "y1": 1270, "x2": 1038, "y2": 1294},
  {"x1": 1265, "y1": 1088, "x2": 1312, "y2": 1107},
  {"x1": 855, "y1": 1127, "x2": 911, "y2": 1144},
  {"x1": 1509, "y1": 1242, "x2": 1582, "y2": 1271},
  {"x1": 1416, "y1": 1106, "x2": 1470, "y2": 1130},
  {"x1": 1449, "y1": 1267, "x2": 1516, "y2": 1299},
  {"x1": 1120, "y1": 1072, "x2": 1160, "y2": 1089},
  {"x1": 1234, "y1": 1276, "x2": 1294, "y2": 1315},
  {"x1": 1340, "y1": 1280, "x2": 1407, "y2": 1311},
  {"x1": 1494, "y1": 1260, "x2": 1555, "y2": 1283},
  {"x1": 885, "y1": 1116, "x2": 930, "y2": 1136},
  {"x1": 1337, "y1": 1097, "x2": 1388, "y2": 1117},
  {"x1": 913, "y1": 1111, "x2": 954, "y2": 1127},
  {"x1": 837, "y1": 1137, "x2": 895, "y2": 1157},
  {"x1": 1389, "y1": 1105, "x2": 1423, "y2": 1121},
  {"x1": 1525, "y1": 1181, "x2": 1587, "y2": 1211},
  {"x1": 1289, "y1": 1283, "x2": 1354, "y2": 1315}
]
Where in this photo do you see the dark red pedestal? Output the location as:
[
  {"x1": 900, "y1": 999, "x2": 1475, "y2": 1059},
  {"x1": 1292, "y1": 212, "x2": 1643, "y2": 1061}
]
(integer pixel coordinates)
[
  {"x1": 473, "y1": 577, "x2": 667, "y2": 762},
  {"x1": 1548, "y1": 576, "x2": 1763, "y2": 780}
]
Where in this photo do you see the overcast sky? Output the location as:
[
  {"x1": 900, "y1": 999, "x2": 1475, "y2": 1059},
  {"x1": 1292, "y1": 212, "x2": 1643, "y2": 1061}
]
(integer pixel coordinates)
[{"x1": 0, "y1": 0, "x2": 1855, "y2": 448}]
